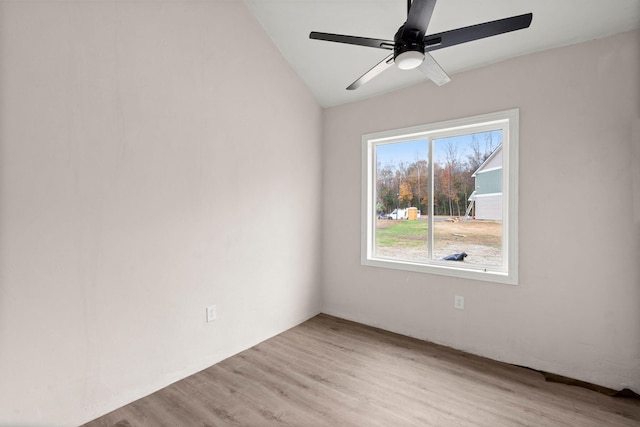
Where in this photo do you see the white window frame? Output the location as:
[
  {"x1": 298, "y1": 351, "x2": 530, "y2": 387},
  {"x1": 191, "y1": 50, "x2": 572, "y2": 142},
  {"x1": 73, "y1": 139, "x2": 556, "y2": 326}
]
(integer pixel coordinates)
[{"x1": 361, "y1": 109, "x2": 519, "y2": 285}]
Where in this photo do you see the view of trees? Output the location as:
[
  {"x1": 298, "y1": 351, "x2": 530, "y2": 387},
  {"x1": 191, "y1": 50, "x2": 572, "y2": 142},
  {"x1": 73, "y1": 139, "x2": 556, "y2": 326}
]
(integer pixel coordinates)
[{"x1": 376, "y1": 132, "x2": 499, "y2": 217}]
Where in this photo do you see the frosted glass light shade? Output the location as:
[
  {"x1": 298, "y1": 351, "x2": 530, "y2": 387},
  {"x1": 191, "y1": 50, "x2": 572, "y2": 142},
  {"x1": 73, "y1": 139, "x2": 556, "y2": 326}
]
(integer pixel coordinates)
[{"x1": 396, "y1": 51, "x2": 425, "y2": 70}]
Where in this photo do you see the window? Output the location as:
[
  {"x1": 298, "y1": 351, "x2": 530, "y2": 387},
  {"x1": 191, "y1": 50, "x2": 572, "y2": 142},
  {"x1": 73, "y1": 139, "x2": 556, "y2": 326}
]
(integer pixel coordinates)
[{"x1": 361, "y1": 109, "x2": 519, "y2": 284}]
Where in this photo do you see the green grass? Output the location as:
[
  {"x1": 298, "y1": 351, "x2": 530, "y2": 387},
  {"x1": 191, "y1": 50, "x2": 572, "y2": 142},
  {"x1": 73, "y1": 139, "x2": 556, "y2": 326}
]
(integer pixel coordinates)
[
  {"x1": 376, "y1": 220, "x2": 428, "y2": 248},
  {"x1": 376, "y1": 219, "x2": 502, "y2": 249}
]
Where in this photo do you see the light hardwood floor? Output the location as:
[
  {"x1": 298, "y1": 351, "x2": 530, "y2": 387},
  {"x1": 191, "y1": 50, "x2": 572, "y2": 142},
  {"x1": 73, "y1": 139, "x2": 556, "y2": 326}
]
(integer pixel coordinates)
[{"x1": 83, "y1": 314, "x2": 640, "y2": 426}]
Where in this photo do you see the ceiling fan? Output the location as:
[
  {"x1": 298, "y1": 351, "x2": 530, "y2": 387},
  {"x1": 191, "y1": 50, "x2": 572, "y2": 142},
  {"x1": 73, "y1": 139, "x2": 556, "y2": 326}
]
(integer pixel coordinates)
[{"x1": 309, "y1": 0, "x2": 532, "y2": 90}]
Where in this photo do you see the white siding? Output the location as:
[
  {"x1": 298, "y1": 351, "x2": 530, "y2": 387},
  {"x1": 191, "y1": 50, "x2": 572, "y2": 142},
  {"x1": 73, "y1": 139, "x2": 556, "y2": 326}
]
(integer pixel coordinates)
[
  {"x1": 482, "y1": 147, "x2": 502, "y2": 171},
  {"x1": 474, "y1": 193, "x2": 503, "y2": 220}
]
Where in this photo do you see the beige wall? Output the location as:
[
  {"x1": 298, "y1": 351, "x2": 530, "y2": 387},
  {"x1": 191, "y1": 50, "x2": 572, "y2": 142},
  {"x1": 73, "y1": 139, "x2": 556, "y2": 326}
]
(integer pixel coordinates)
[
  {"x1": 322, "y1": 30, "x2": 640, "y2": 393},
  {"x1": 1, "y1": 1, "x2": 638, "y2": 424},
  {"x1": 0, "y1": 1, "x2": 322, "y2": 425}
]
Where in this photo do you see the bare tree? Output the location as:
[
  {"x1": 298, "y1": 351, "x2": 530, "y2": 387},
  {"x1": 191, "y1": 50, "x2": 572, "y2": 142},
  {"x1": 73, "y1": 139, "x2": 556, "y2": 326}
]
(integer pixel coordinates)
[
  {"x1": 467, "y1": 134, "x2": 485, "y2": 172},
  {"x1": 443, "y1": 141, "x2": 460, "y2": 216}
]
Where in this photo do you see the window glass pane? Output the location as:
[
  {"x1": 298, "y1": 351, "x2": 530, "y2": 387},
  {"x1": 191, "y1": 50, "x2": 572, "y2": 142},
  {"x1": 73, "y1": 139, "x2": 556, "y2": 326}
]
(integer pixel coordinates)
[
  {"x1": 432, "y1": 130, "x2": 503, "y2": 268},
  {"x1": 362, "y1": 109, "x2": 518, "y2": 284},
  {"x1": 374, "y1": 140, "x2": 428, "y2": 262}
]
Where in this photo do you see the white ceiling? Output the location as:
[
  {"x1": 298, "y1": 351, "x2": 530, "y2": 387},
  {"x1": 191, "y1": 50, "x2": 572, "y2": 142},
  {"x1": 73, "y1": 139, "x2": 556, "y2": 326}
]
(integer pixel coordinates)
[{"x1": 244, "y1": 0, "x2": 640, "y2": 107}]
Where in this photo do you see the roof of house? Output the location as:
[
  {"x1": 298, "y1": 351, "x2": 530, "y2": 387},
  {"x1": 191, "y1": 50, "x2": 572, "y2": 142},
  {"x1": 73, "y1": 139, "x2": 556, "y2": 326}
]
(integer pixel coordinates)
[{"x1": 471, "y1": 144, "x2": 503, "y2": 178}]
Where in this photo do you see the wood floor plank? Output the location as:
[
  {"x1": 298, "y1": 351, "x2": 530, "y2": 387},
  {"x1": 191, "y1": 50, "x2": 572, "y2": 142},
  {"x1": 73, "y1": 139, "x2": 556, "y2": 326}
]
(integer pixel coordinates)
[{"x1": 82, "y1": 314, "x2": 640, "y2": 426}]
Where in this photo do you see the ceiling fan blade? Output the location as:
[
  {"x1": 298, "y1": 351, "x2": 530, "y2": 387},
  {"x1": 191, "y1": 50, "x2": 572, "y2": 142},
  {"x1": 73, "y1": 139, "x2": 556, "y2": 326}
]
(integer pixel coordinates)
[
  {"x1": 418, "y1": 53, "x2": 450, "y2": 86},
  {"x1": 347, "y1": 54, "x2": 395, "y2": 90},
  {"x1": 309, "y1": 32, "x2": 394, "y2": 50},
  {"x1": 424, "y1": 13, "x2": 532, "y2": 52},
  {"x1": 405, "y1": 0, "x2": 437, "y2": 38}
]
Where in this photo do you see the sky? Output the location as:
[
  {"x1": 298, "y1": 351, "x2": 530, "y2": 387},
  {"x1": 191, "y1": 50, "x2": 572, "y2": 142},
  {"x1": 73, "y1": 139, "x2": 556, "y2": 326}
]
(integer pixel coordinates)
[{"x1": 376, "y1": 130, "x2": 502, "y2": 169}]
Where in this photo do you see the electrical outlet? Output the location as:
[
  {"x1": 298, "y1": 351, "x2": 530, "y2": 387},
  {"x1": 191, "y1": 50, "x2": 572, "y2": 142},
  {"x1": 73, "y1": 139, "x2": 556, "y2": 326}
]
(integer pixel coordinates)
[
  {"x1": 454, "y1": 295, "x2": 464, "y2": 310},
  {"x1": 206, "y1": 305, "x2": 217, "y2": 322}
]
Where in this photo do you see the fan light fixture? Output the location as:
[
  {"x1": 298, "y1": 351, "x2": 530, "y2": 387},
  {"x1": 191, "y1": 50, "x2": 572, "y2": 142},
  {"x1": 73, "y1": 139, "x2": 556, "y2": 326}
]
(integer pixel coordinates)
[
  {"x1": 309, "y1": 0, "x2": 533, "y2": 91},
  {"x1": 395, "y1": 50, "x2": 425, "y2": 70}
]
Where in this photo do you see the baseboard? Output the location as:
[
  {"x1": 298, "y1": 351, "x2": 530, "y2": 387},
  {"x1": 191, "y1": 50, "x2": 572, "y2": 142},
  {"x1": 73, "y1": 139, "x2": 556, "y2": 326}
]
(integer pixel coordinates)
[{"x1": 517, "y1": 367, "x2": 640, "y2": 399}]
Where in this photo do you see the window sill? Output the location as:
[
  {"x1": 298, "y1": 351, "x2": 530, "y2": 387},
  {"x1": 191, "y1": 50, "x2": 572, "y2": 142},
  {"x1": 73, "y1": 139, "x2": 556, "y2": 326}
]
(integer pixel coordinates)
[{"x1": 362, "y1": 256, "x2": 518, "y2": 285}]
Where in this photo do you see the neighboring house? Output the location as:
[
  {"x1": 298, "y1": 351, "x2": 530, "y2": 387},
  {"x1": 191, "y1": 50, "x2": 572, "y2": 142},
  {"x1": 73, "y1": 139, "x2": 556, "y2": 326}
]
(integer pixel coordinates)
[{"x1": 467, "y1": 145, "x2": 502, "y2": 220}]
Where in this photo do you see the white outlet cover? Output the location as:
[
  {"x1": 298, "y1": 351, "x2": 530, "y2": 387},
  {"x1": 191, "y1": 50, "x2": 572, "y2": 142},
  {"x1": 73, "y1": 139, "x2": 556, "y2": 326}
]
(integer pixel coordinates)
[
  {"x1": 206, "y1": 305, "x2": 217, "y2": 322},
  {"x1": 454, "y1": 296, "x2": 464, "y2": 310}
]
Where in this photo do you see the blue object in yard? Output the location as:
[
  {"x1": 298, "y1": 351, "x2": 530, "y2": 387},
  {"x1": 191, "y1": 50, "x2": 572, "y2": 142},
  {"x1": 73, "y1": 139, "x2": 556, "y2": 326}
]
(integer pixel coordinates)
[{"x1": 443, "y1": 252, "x2": 467, "y2": 261}]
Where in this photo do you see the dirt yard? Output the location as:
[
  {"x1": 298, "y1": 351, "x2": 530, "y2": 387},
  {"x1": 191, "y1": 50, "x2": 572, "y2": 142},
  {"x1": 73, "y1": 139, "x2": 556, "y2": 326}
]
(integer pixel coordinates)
[{"x1": 375, "y1": 218, "x2": 503, "y2": 267}]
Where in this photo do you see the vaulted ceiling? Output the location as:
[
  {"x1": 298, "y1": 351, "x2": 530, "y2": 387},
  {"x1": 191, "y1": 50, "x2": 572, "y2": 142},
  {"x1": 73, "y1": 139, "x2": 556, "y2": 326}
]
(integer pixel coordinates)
[{"x1": 244, "y1": 0, "x2": 640, "y2": 107}]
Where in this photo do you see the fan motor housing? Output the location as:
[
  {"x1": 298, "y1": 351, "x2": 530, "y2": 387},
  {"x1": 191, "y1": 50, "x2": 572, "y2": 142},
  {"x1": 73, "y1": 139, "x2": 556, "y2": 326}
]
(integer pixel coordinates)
[{"x1": 394, "y1": 25, "x2": 425, "y2": 60}]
